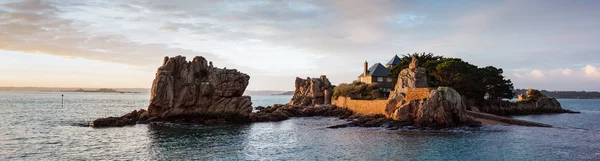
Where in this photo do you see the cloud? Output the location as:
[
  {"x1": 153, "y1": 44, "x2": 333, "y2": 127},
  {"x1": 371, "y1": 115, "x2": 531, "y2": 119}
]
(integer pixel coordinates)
[
  {"x1": 0, "y1": 0, "x2": 221, "y2": 70},
  {"x1": 509, "y1": 65, "x2": 600, "y2": 91},
  {"x1": 530, "y1": 69, "x2": 546, "y2": 79},
  {"x1": 584, "y1": 65, "x2": 600, "y2": 78},
  {"x1": 560, "y1": 68, "x2": 573, "y2": 76},
  {"x1": 1, "y1": 0, "x2": 600, "y2": 90}
]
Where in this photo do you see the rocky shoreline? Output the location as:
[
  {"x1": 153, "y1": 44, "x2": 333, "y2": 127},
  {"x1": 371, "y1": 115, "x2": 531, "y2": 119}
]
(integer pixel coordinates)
[
  {"x1": 93, "y1": 55, "x2": 578, "y2": 129},
  {"x1": 469, "y1": 89, "x2": 580, "y2": 116}
]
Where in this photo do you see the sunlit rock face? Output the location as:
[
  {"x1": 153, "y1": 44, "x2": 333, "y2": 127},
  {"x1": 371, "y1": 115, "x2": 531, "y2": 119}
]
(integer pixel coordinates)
[
  {"x1": 147, "y1": 55, "x2": 252, "y2": 118},
  {"x1": 386, "y1": 57, "x2": 479, "y2": 127},
  {"x1": 288, "y1": 76, "x2": 333, "y2": 106},
  {"x1": 391, "y1": 87, "x2": 478, "y2": 127},
  {"x1": 94, "y1": 55, "x2": 253, "y2": 127}
]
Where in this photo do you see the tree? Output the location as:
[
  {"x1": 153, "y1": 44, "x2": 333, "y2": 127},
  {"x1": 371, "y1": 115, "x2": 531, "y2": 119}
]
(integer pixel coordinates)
[
  {"x1": 387, "y1": 53, "x2": 514, "y2": 101},
  {"x1": 480, "y1": 66, "x2": 515, "y2": 100},
  {"x1": 429, "y1": 58, "x2": 486, "y2": 100}
]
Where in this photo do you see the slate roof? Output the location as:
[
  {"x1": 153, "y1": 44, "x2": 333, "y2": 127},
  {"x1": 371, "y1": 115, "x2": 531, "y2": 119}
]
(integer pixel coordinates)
[
  {"x1": 358, "y1": 63, "x2": 390, "y2": 77},
  {"x1": 386, "y1": 55, "x2": 401, "y2": 66}
]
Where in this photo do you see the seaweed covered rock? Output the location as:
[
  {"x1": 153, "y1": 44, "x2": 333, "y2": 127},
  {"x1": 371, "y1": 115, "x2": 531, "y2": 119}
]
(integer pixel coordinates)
[{"x1": 250, "y1": 104, "x2": 355, "y2": 122}]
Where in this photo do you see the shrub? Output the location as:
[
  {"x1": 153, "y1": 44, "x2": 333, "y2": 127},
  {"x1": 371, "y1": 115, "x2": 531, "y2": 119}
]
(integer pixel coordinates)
[{"x1": 333, "y1": 81, "x2": 381, "y2": 100}]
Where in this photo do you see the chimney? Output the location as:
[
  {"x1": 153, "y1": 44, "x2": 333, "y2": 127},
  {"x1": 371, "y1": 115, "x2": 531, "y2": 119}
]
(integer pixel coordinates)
[{"x1": 363, "y1": 61, "x2": 368, "y2": 77}]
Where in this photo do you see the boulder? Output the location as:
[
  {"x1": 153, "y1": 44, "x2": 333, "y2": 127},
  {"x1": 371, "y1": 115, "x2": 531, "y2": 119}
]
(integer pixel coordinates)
[
  {"x1": 390, "y1": 87, "x2": 479, "y2": 127},
  {"x1": 289, "y1": 75, "x2": 333, "y2": 106}
]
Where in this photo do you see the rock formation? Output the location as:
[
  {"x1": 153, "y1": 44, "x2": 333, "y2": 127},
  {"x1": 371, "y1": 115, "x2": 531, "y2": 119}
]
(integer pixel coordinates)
[
  {"x1": 385, "y1": 57, "x2": 479, "y2": 127},
  {"x1": 387, "y1": 57, "x2": 429, "y2": 112},
  {"x1": 147, "y1": 55, "x2": 252, "y2": 118},
  {"x1": 289, "y1": 75, "x2": 333, "y2": 106},
  {"x1": 397, "y1": 56, "x2": 428, "y2": 90},
  {"x1": 94, "y1": 56, "x2": 253, "y2": 127},
  {"x1": 475, "y1": 89, "x2": 579, "y2": 115},
  {"x1": 391, "y1": 87, "x2": 479, "y2": 127}
]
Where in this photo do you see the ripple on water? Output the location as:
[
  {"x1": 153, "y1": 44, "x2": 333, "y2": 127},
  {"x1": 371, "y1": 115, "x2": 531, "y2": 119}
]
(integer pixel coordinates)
[{"x1": 1, "y1": 93, "x2": 600, "y2": 160}]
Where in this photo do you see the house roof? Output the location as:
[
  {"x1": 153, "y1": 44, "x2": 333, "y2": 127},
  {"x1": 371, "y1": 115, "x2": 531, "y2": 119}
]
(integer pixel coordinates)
[
  {"x1": 358, "y1": 63, "x2": 390, "y2": 77},
  {"x1": 386, "y1": 55, "x2": 401, "y2": 65}
]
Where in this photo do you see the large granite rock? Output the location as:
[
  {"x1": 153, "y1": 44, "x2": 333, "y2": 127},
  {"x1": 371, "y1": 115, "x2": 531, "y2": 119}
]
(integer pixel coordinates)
[
  {"x1": 147, "y1": 55, "x2": 252, "y2": 118},
  {"x1": 289, "y1": 75, "x2": 333, "y2": 106},
  {"x1": 396, "y1": 57, "x2": 428, "y2": 90},
  {"x1": 390, "y1": 87, "x2": 479, "y2": 127},
  {"x1": 386, "y1": 57, "x2": 428, "y2": 117},
  {"x1": 94, "y1": 56, "x2": 252, "y2": 127},
  {"x1": 475, "y1": 89, "x2": 578, "y2": 115}
]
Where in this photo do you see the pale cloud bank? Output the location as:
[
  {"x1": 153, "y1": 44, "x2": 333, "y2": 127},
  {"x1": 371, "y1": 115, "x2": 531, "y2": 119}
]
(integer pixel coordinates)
[
  {"x1": 1, "y1": 0, "x2": 600, "y2": 90},
  {"x1": 511, "y1": 65, "x2": 600, "y2": 91}
]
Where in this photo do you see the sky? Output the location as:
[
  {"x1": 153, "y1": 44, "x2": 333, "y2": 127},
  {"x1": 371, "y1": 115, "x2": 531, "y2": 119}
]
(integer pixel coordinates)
[{"x1": 1, "y1": 0, "x2": 600, "y2": 91}]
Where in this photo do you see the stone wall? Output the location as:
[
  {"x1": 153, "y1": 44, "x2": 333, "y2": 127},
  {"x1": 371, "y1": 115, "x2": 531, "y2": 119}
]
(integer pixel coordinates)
[
  {"x1": 333, "y1": 97, "x2": 388, "y2": 116},
  {"x1": 404, "y1": 88, "x2": 432, "y2": 101}
]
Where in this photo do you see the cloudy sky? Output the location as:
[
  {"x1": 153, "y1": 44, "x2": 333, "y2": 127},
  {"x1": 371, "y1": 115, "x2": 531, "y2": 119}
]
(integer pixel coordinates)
[{"x1": 1, "y1": 0, "x2": 599, "y2": 91}]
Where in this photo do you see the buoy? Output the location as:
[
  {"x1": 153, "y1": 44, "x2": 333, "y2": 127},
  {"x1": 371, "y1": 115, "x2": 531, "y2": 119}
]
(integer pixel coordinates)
[{"x1": 89, "y1": 122, "x2": 94, "y2": 127}]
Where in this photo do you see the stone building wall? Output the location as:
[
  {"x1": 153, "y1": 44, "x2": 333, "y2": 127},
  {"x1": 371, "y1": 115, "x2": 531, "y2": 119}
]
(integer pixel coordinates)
[{"x1": 333, "y1": 97, "x2": 388, "y2": 116}]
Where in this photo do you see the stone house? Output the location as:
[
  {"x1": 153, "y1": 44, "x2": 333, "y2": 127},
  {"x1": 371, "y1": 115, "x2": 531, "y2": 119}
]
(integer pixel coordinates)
[{"x1": 357, "y1": 55, "x2": 401, "y2": 93}]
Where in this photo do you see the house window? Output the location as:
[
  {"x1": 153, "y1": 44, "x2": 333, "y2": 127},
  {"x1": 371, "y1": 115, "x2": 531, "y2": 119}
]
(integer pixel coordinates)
[
  {"x1": 377, "y1": 77, "x2": 383, "y2": 82},
  {"x1": 387, "y1": 77, "x2": 392, "y2": 83}
]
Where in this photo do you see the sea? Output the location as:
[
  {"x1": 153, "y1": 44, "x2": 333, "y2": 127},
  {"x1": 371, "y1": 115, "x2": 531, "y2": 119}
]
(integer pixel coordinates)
[{"x1": 1, "y1": 91, "x2": 599, "y2": 160}]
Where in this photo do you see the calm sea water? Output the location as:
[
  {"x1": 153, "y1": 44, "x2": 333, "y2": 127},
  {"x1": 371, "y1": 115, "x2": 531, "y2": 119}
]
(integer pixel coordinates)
[{"x1": 1, "y1": 92, "x2": 599, "y2": 160}]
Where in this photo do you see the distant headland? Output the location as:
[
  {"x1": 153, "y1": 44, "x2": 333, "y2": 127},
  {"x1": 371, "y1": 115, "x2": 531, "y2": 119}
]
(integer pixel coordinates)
[
  {"x1": 0, "y1": 87, "x2": 149, "y2": 93},
  {"x1": 272, "y1": 91, "x2": 294, "y2": 95},
  {"x1": 72, "y1": 88, "x2": 141, "y2": 93}
]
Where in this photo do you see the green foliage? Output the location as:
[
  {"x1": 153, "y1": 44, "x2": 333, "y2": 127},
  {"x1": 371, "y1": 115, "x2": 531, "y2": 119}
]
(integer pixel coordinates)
[
  {"x1": 388, "y1": 53, "x2": 515, "y2": 100},
  {"x1": 429, "y1": 58, "x2": 486, "y2": 99},
  {"x1": 480, "y1": 66, "x2": 515, "y2": 100},
  {"x1": 332, "y1": 81, "x2": 384, "y2": 100}
]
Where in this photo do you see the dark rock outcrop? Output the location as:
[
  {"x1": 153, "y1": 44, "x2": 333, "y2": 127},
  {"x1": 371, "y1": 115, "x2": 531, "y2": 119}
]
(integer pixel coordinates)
[
  {"x1": 93, "y1": 109, "x2": 147, "y2": 127},
  {"x1": 474, "y1": 89, "x2": 579, "y2": 115},
  {"x1": 289, "y1": 75, "x2": 333, "y2": 106},
  {"x1": 251, "y1": 104, "x2": 410, "y2": 129},
  {"x1": 94, "y1": 56, "x2": 253, "y2": 127},
  {"x1": 250, "y1": 104, "x2": 355, "y2": 122}
]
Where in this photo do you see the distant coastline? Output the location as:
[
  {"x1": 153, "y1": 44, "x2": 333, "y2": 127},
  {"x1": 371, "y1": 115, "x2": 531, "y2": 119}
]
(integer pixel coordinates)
[
  {"x1": 272, "y1": 91, "x2": 294, "y2": 95},
  {"x1": 0, "y1": 87, "x2": 149, "y2": 93},
  {"x1": 514, "y1": 89, "x2": 600, "y2": 99},
  {"x1": 72, "y1": 88, "x2": 140, "y2": 93}
]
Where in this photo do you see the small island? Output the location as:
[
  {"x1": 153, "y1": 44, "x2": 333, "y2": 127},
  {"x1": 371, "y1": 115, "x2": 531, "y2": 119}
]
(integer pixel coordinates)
[
  {"x1": 93, "y1": 55, "x2": 578, "y2": 128},
  {"x1": 73, "y1": 88, "x2": 140, "y2": 93}
]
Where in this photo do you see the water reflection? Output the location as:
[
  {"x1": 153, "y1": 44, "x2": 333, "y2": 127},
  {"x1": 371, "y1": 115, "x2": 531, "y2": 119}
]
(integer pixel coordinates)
[
  {"x1": 146, "y1": 123, "x2": 250, "y2": 160},
  {"x1": 140, "y1": 117, "x2": 600, "y2": 160}
]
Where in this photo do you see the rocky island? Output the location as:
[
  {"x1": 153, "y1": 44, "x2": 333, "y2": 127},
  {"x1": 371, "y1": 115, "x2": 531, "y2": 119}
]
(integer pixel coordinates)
[{"x1": 93, "y1": 55, "x2": 578, "y2": 129}]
